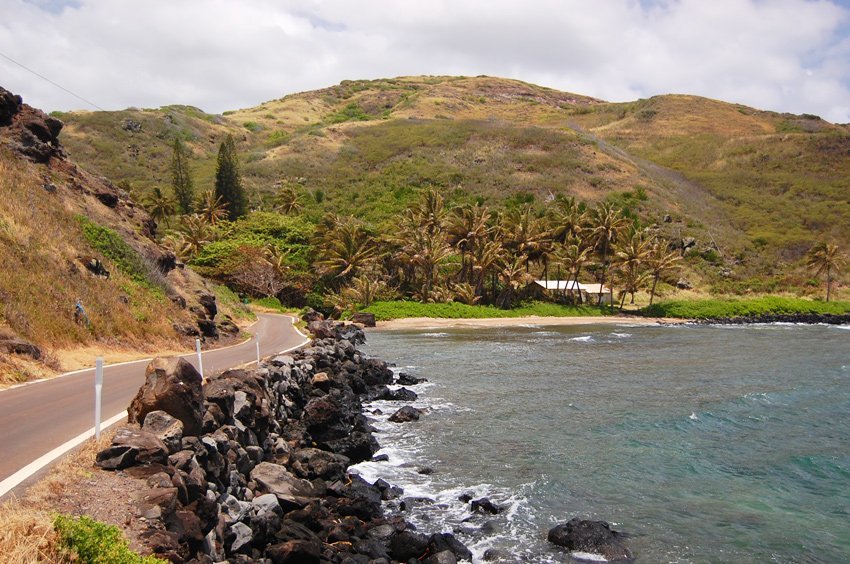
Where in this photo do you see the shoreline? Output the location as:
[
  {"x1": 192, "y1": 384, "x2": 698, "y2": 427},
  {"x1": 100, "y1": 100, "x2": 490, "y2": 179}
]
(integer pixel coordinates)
[{"x1": 373, "y1": 314, "x2": 681, "y2": 330}]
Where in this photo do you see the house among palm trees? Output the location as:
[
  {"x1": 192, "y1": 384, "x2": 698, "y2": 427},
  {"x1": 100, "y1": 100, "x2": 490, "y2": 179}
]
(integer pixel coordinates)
[{"x1": 531, "y1": 280, "x2": 613, "y2": 305}]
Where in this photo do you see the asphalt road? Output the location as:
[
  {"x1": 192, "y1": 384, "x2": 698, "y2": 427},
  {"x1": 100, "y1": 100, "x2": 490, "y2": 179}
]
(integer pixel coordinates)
[{"x1": 0, "y1": 313, "x2": 307, "y2": 499}]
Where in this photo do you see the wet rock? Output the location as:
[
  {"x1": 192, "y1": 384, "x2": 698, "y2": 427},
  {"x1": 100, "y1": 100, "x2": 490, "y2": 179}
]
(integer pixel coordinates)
[
  {"x1": 389, "y1": 406, "x2": 422, "y2": 423},
  {"x1": 379, "y1": 387, "x2": 418, "y2": 402},
  {"x1": 547, "y1": 518, "x2": 632, "y2": 561},
  {"x1": 388, "y1": 530, "x2": 430, "y2": 561},
  {"x1": 128, "y1": 357, "x2": 204, "y2": 436},
  {"x1": 471, "y1": 497, "x2": 502, "y2": 515},
  {"x1": 428, "y1": 532, "x2": 472, "y2": 561},
  {"x1": 396, "y1": 372, "x2": 427, "y2": 386}
]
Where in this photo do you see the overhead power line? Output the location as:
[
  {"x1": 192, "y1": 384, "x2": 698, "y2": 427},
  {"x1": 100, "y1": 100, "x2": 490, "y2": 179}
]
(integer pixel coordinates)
[{"x1": 0, "y1": 50, "x2": 106, "y2": 111}]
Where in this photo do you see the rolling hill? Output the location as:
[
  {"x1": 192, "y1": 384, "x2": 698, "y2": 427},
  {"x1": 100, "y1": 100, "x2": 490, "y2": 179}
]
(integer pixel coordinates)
[{"x1": 54, "y1": 76, "x2": 849, "y2": 291}]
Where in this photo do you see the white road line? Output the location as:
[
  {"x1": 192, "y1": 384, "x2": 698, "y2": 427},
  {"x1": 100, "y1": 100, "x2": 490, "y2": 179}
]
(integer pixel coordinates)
[
  {"x1": 0, "y1": 410, "x2": 128, "y2": 499},
  {"x1": 0, "y1": 314, "x2": 309, "y2": 500}
]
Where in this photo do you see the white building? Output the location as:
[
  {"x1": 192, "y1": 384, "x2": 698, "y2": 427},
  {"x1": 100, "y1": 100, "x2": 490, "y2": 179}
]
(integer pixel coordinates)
[{"x1": 532, "y1": 280, "x2": 613, "y2": 305}]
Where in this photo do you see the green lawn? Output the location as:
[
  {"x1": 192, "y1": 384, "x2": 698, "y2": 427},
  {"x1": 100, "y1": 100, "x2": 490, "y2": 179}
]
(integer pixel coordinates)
[
  {"x1": 640, "y1": 296, "x2": 850, "y2": 319},
  {"x1": 362, "y1": 300, "x2": 611, "y2": 321}
]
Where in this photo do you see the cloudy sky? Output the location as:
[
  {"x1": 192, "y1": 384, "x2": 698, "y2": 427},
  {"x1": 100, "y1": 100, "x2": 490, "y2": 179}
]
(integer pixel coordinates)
[{"x1": 2, "y1": 0, "x2": 849, "y2": 122}]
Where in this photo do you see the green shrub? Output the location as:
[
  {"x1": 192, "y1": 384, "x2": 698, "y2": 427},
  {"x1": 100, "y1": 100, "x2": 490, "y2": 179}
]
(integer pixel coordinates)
[
  {"x1": 76, "y1": 215, "x2": 164, "y2": 295},
  {"x1": 253, "y1": 296, "x2": 287, "y2": 311},
  {"x1": 327, "y1": 103, "x2": 371, "y2": 124},
  {"x1": 54, "y1": 514, "x2": 165, "y2": 563}
]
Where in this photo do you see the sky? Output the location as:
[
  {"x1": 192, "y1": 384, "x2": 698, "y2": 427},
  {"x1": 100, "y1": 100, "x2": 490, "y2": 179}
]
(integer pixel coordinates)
[{"x1": 2, "y1": 0, "x2": 850, "y2": 123}]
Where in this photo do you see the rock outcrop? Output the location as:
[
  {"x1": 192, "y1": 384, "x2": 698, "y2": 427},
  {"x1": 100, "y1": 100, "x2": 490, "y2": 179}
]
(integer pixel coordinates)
[
  {"x1": 0, "y1": 86, "x2": 64, "y2": 162},
  {"x1": 548, "y1": 518, "x2": 632, "y2": 561},
  {"x1": 97, "y1": 321, "x2": 472, "y2": 562},
  {"x1": 127, "y1": 357, "x2": 204, "y2": 436}
]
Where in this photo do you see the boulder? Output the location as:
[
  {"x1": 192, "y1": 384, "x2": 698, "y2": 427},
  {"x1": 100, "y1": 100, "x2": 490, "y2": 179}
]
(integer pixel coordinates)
[
  {"x1": 547, "y1": 518, "x2": 632, "y2": 561},
  {"x1": 397, "y1": 372, "x2": 427, "y2": 386},
  {"x1": 96, "y1": 426, "x2": 168, "y2": 469},
  {"x1": 266, "y1": 539, "x2": 322, "y2": 564},
  {"x1": 350, "y1": 312, "x2": 376, "y2": 327},
  {"x1": 471, "y1": 497, "x2": 502, "y2": 515},
  {"x1": 128, "y1": 357, "x2": 204, "y2": 436},
  {"x1": 0, "y1": 334, "x2": 41, "y2": 360},
  {"x1": 290, "y1": 448, "x2": 350, "y2": 482},
  {"x1": 301, "y1": 308, "x2": 324, "y2": 323},
  {"x1": 379, "y1": 387, "x2": 418, "y2": 402},
  {"x1": 250, "y1": 462, "x2": 317, "y2": 510},
  {"x1": 388, "y1": 406, "x2": 422, "y2": 423},
  {"x1": 388, "y1": 530, "x2": 430, "y2": 562},
  {"x1": 142, "y1": 410, "x2": 184, "y2": 454}
]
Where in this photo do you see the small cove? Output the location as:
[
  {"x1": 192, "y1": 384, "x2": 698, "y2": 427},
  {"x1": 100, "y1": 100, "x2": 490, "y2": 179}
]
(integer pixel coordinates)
[{"x1": 353, "y1": 323, "x2": 850, "y2": 562}]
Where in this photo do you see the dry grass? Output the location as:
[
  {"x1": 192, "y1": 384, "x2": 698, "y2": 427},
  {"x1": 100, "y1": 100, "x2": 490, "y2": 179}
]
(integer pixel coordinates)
[
  {"x1": 0, "y1": 150, "x2": 194, "y2": 384},
  {"x1": 0, "y1": 432, "x2": 115, "y2": 563}
]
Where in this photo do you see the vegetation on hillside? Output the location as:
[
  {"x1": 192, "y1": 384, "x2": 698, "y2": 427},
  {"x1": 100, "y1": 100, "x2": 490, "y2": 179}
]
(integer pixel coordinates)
[{"x1": 55, "y1": 76, "x2": 849, "y2": 305}]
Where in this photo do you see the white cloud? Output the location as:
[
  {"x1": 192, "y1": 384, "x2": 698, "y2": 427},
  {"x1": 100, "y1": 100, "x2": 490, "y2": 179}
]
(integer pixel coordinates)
[{"x1": 1, "y1": 0, "x2": 848, "y2": 122}]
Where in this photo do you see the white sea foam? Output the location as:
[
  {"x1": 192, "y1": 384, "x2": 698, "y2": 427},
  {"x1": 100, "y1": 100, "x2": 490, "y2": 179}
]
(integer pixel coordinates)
[
  {"x1": 570, "y1": 335, "x2": 594, "y2": 342},
  {"x1": 689, "y1": 412, "x2": 699, "y2": 421},
  {"x1": 420, "y1": 332, "x2": 450, "y2": 337},
  {"x1": 611, "y1": 332, "x2": 632, "y2": 338},
  {"x1": 571, "y1": 551, "x2": 609, "y2": 562}
]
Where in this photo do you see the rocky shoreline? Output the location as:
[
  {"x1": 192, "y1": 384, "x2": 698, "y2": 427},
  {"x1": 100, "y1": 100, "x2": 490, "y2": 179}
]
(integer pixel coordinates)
[
  {"x1": 691, "y1": 312, "x2": 850, "y2": 325},
  {"x1": 94, "y1": 318, "x2": 474, "y2": 563}
]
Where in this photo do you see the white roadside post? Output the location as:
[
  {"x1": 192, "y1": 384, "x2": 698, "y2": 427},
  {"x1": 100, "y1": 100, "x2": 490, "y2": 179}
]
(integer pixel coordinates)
[
  {"x1": 196, "y1": 338, "x2": 204, "y2": 380},
  {"x1": 94, "y1": 357, "x2": 103, "y2": 439},
  {"x1": 256, "y1": 337, "x2": 260, "y2": 365}
]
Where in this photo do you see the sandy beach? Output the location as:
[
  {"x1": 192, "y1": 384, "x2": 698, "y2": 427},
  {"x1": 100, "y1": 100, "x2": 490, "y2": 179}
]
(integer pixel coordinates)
[{"x1": 374, "y1": 315, "x2": 681, "y2": 330}]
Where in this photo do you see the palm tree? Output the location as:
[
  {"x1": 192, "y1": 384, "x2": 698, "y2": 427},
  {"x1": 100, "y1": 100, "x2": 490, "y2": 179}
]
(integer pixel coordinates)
[
  {"x1": 504, "y1": 205, "x2": 550, "y2": 273},
  {"x1": 395, "y1": 226, "x2": 453, "y2": 302},
  {"x1": 645, "y1": 240, "x2": 681, "y2": 306},
  {"x1": 555, "y1": 239, "x2": 591, "y2": 303},
  {"x1": 197, "y1": 190, "x2": 228, "y2": 227},
  {"x1": 806, "y1": 242, "x2": 844, "y2": 302},
  {"x1": 409, "y1": 188, "x2": 447, "y2": 236},
  {"x1": 614, "y1": 230, "x2": 651, "y2": 309},
  {"x1": 166, "y1": 214, "x2": 211, "y2": 259},
  {"x1": 274, "y1": 186, "x2": 302, "y2": 214},
  {"x1": 314, "y1": 216, "x2": 380, "y2": 284},
  {"x1": 144, "y1": 187, "x2": 175, "y2": 230},
  {"x1": 589, "y1": 201, "x2": 629, "y2": 306},
  {"x1": 447, "y1": 203, "x2": 492, "y2": 283},
  {"x1": 548, "y1": 196, "x2": 586, "y2": 245},
  {"x1": 496, "y1": 254, "x2": 534, "y2": 309}
]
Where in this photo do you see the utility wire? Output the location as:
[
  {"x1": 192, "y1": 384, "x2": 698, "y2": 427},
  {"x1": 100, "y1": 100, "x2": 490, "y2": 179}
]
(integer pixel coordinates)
[{"x1": 0, "y1": 50, "x2": 106, "y2": 111}]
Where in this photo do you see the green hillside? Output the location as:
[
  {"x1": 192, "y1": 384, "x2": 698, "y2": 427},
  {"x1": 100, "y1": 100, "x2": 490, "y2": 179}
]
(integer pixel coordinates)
[{"x1": 55, "y1": 76, "x2": 849, "y2": 294}]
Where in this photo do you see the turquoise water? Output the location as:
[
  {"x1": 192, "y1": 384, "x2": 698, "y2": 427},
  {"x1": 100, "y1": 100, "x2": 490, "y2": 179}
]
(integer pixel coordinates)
[{"x1": 353, "y1": 323, "x2": 850, "y2": 563}]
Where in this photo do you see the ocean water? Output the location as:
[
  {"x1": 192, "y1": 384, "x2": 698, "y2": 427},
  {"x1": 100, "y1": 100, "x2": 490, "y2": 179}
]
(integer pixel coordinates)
[{"x1": 352, "y1": 323, "x2": 850, "y2": 563}]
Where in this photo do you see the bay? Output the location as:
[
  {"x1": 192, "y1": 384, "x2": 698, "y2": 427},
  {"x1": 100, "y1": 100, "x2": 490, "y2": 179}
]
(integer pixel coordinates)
[{"x1": 353, "y1": 323, "x2": 850, "y2": 563}]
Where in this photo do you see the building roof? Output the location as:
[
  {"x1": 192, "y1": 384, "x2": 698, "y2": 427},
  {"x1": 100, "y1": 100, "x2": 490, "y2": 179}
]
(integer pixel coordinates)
[{"x1": 533, "y1": 280, "x2": 611, "y2": 293}]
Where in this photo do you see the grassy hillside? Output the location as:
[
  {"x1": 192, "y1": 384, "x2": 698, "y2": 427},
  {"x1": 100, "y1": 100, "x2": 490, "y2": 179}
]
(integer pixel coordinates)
[
  {"x1": 56, "y1": 76, "x2": 849, "y2": 291},
  {"x1": 0, "y1": 89, "x2": 252, "y2": 384}
]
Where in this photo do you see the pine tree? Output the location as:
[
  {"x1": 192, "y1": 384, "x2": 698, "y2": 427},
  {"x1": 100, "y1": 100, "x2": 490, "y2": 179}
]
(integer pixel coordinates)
[
  {"x1": 214, "y1": 134, "x2": 247, "y2": 220},
  {"x1": 171, "y1": 138, "x2": 194, "y2": 214}
]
